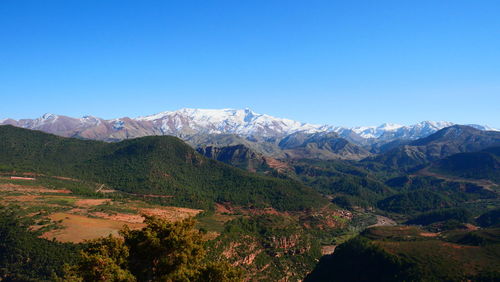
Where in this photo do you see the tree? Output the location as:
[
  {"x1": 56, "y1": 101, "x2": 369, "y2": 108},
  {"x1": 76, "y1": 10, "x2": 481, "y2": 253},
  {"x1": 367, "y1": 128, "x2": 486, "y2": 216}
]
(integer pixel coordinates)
[
  {"x1": 63, "y1": 216, "x2": 242, "y2": 282},
  {"x1": 62, "y1": 235, "x2": 135, "y2": 282}
]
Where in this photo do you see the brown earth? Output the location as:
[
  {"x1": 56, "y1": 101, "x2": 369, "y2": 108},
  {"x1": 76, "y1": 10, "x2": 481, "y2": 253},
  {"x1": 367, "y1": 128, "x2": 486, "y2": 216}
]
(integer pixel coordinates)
[
  {"x1": 10, "y1": 176, "x2": 36, "y2": 180},
  {"x1": 0, "y1": 179, "x2": 206, "y2": 243},
  {"x1": 74, "y1": 198, "x2": 111, "y2": 207},
  {"x1": 140, "y1": 207, "x2": 202, "y2": 221},
  {"x1": 52, "y1": 176, "x2": 79, "y2": 181},
  {"x1": 2, "y1": 195, "x2": 41, "y2": 202},
  {"x1": 420, "y1": 232, "x2": 439, "y2": 237},
  {"x1": 90, "y1": 212, "x2": 145, "y2": 224},
  {"x1": 321, "y1": 245, "x2": 337, "y2": 255},
  {"x1": 463, "y1": 223, "x2": 479, "y2": 231},
  {"x1": 41, "y1": 213, "x2": 145, "y2": 243},
  {"x1": 98, "y1": 189, "x2": 117, "y2": 193},
  {"x1": 369, "y1": 215, "x2": 397, "y2": 228},
  {"x1": 264, "y1": 157, "x2": 291, "y2": 173},
  {"x1": 441, "y1": 242, "x2": 479, "y2": 250},
  {"x1": 215, "y1": 203, "x2": 233, "y2": 214},
  {"x1": 0, "y1": 183, "x2": 71, "y2": 194}
]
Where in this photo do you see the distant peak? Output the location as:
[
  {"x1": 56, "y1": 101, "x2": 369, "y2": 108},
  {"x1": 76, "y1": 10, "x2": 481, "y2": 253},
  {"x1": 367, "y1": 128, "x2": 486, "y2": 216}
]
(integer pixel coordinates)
[
  {"x1": 418, "y1": 120, "x2": 453, "y2": 127},
  {"x1": 378, "y1": 123, "x2": 403, "y2": 130},
  {"x1": 5, "y1": 109, "x2": 496, "y2": 142},
  {"x1": 41, "y1": 113, "x2": 57, "y2": 120}
]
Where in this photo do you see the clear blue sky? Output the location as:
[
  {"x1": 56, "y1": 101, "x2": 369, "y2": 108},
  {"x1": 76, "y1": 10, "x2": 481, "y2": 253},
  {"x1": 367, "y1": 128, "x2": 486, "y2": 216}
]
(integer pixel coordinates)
[{"x1": 1, "y1": 0, "x2": 499, "y2": 127}]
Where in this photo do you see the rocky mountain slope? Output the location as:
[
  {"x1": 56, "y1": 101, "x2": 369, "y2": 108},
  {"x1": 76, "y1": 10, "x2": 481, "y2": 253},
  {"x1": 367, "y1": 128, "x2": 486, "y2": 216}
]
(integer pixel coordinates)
[
  {"x1": 2, "y1": 108, "x2": 496, "y2": 143},
  {"x1": 368, "y1": 125, "x2": 500, "y2": 170},
  {"x1": 1, "y1": 109, "x2": 327, "y2": 141},
  {"x1": 2, "y1": 108, "x2": 497, "y2": 161},
  {"x1": 196, "y1": 144, "x2": 270, "y2": 172},
  {"x1": 278, "y1": 132, "x2": 371, "y2": 160}
]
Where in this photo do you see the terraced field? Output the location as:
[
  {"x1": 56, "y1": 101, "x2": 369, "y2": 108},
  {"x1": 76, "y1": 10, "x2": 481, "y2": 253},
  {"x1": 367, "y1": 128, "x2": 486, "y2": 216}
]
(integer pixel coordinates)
[{"x1": 0, "y1": 175, "x2": 202, "y2": 243}]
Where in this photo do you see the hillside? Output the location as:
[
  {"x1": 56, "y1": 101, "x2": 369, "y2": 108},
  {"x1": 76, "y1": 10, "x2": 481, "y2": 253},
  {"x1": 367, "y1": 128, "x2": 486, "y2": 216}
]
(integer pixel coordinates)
[
  {"x1": 1, "y1": 125, "x2": 499, "y2": 281},
  {"x1": 0, "y1": 125, "x2": 327, "y2": 211},
  {"x1": 306, "y1": 226, "x2": 500, "y2": 281},
  {"x1": 368, "y1": 125, "x2": 500, "y2": 170},
  {"x1": 3, "y1": 109, "x2": 496, "y2": 144},
  {"x1": 278, "y1": 132, "x2": 371, "y2": 160},
  {"x1": 430, "y1": 146, "x2": 500, "y2": 183},
  {"x1": 381, "y1": 174, "x2": 498, "y2": 218},
  {"x1": 196, "y1": 144, "x2": 271, "y2": 172}
]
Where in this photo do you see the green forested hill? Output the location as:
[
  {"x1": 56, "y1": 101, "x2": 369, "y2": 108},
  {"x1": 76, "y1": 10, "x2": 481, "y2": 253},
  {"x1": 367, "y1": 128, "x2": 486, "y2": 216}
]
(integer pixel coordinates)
[
  {"x1": 431, "y1": 146, "x2": 500, "y2": 183},
  {"x1": 0, "y1": 209, "x2": 79, "y2": 281},
  {"x1": 0, "y1": 125, "x2": 326, "y2": 211},
  {"x1": 305, "y1": 226, "x2": 500, "y2": 281}
]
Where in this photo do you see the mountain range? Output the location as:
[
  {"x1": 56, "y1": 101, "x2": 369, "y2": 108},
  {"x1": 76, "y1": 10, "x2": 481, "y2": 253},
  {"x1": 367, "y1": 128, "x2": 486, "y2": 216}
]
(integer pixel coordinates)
[
  {"x1": 1, "y1": 114, "x2": 500, "y2": 281},
  {"x1": 2, "y1": 108, "x2": 498, "y2": 161},
  {"x1": 2, "y1": 108, "x2": 496, "y2": 141},
  {"x1": 0, "y1": 124, "x2": 325, "y2": 211},
  {"x1": 367, "y1": 125, "x2": 500, "y2": 170}
]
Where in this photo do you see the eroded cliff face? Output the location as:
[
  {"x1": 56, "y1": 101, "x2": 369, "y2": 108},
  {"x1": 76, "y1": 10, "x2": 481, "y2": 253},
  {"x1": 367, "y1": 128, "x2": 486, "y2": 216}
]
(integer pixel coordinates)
[
  {"x1": 217, "y1": 232, "x2": 317, "y2": 281},
  {"x1": 268, "y1": 234, "x2": 310, "y2": 257},
  {"x1": 222, "y1": 237, "x2": 263, "y2": 266},
  {"x1": 209, "y1": 208, "x2": 351, "y2": 281}
]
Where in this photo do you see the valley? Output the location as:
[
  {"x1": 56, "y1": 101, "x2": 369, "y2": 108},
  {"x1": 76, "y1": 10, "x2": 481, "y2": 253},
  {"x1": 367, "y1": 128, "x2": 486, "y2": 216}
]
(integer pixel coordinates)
[
  {"x1": 0, "y1": 121, "x2": 499, "y2": 281},
  {"x1": 3, "y1": 0, "x2": 500, "y2": 279}
]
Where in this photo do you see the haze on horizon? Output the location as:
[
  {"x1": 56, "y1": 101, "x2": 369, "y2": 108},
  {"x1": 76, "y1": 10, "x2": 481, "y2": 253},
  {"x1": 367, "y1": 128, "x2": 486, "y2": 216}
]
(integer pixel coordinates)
[{"x1": 0, "y1": 0, "x2": 499, "y2": 128}]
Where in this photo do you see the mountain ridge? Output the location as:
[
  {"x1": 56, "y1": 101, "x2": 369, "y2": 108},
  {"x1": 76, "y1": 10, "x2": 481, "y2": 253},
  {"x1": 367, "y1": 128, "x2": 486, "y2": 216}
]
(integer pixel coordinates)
[
  {"x1": 2, "y1": 108, "x2": 497, "y2": 143},
  {"x1": 368, "y1": 125, "x2": 500, "y2": 170},
  {"x1": 0, "y1": 124, "x2": 326, "y2": 211}
]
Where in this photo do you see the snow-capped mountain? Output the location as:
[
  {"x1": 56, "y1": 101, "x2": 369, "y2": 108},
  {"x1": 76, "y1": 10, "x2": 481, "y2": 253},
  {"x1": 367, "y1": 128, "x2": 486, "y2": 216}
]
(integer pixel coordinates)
[
  {"x1": 466, "y1": 124, "x2": 498, "y2": 131},
  {"x1": 135, "y1": 108, "x2": 326, "y2": 137},
  {"x1": 344, "y1": 121, "x2": 455, "y2": 140},
  {"x1": 0, "y1": 108, "x2": 497, "y2": 143}
]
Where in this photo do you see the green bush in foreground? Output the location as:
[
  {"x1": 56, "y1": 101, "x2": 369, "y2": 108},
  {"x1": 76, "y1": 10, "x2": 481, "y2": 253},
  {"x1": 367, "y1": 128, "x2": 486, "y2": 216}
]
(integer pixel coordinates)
[{"x1": 63, "y1": 216, "x2": 242, "y2": 282}]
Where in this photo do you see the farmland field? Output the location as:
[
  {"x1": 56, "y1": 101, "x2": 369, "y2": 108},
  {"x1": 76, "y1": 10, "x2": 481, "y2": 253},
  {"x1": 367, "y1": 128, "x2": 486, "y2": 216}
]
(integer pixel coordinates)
[{"x1": 0, "y1": 175, "x2": 203, "y2": 243}]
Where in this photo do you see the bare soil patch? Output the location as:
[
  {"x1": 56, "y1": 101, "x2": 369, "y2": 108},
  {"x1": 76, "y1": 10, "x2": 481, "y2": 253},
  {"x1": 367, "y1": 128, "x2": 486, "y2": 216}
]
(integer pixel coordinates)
[
  {"x1": 321, "y1": 245, "x2": 337, "y2": 255},
  {"x1": 140, "y1": 207, "x2": 202, "y2": 221},
  {"x1": 98, "y1": 189, "x2": 117, "y2": 193},
  {"x1": 463, "y1": 224, "x2": 479, "y2": 231},
  {"x1": 264, "y1": 157, "x2": 291, "y2": 172},
  {"x1": 52, "y1": 176, "x2": 79, "y2": 181},
  {"x1": 215, "y1": 203, "x2": 233, "y2": 214},
  {"x1": 10, "y1": 176, "x2": 36, "y2": 180},
  {"x1": 2, "y1": 195, "x2": 41, "y2": 203},
  {"x1": 75, "y1": 198, "x2": 111, "y2": 207},
  {"x1": 420, "y1": 232, "x2": 439, "y2": 237},
  {"x1": 90, "y1": 212, "x2": 144, "y2": 224},
  {"x1": 0, "y1": 183, "x2": 71, "y2": 194},
  {"x1": 441, "y1": 242, "x2": 479, "y2": 249},
  {"x1": 89, "y1": 206, "x2": 202, "y2": 224},
  {"x1": 369, "y1": 215, "x2": 397, "y2": 228},
  {"x1": 41, "y1": 213, "x2": 145, "y2": 243}
]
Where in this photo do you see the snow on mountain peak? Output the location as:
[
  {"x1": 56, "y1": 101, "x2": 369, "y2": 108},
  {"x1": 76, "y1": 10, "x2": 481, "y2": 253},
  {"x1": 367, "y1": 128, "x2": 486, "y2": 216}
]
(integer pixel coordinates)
[
  {"x1": 1, "y1": 108, "x2": 497, "y2": 142},
  {"x1": 134, "y1": 108, "x2": 323, "y2": 136},
  {"x1": 132, "y1": 108, "x2": 499, "y2": 139},
  {"x1": 417, "y1": 120, "x2": 454, "y2": 128},
  {"x1": 347, "y1": 120, "x2": 459, "y2": 139},
  {"x1": 466, "y1": 124, "x2": 500, "y2": 131},
  {"x1": 41, "y1": 113, "x2": 58, "y2": 120},
  {"x1": 378, "y1": 123, "x2": 404, "y2": 131}
]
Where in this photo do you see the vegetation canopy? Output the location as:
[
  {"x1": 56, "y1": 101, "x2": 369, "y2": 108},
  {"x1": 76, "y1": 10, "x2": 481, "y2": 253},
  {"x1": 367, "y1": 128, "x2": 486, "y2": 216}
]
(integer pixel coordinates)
[{"x1": 63, "y1": 216, "x2": 242, "y2": 282}]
